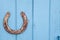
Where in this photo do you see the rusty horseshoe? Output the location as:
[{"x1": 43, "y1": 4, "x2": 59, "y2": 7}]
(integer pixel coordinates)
[{"x1": 3, "y1": 12, "x2": 28, "y2": 34}]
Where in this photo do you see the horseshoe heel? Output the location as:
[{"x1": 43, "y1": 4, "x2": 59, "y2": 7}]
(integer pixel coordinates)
[{"x1": 3, "y1": 12, "x2": 28, "y2": 34}]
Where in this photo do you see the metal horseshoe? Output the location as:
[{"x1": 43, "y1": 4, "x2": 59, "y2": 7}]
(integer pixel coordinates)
[{"x1": 3, "y1": 12, "x2": 28, "y2": 34}]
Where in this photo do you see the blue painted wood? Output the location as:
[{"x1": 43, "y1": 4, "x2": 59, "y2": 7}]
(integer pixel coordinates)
[
  {"x1": 17, "y1": 0, "x2": 32, "y2": 40},
  {"x1": 50, "y1": 0, "x2": 60, "y2": 40},
  {"x1": 34, "y1": 0, "x2": 49, "y2": 40},
  {"x1": 0, "y1": 0, "x2": 16, "y2": 40},
  {"x1": 0, "y1": 0, "x2": 59, "y2": 40}
]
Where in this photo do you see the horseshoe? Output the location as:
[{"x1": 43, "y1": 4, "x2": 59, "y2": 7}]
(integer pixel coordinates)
[{"x1": 3, "y1": 12, "x2": 28, "y2": 34}]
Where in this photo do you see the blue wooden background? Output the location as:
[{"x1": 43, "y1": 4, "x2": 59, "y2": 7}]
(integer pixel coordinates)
[{"x1": 0, "y1": 0, "x2": 60, "y2": 40}]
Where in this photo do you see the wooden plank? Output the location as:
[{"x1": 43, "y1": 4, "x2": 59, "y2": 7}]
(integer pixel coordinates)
[
  {"x1": 0, "y1": 0, "x2": 16, "y2": 40},
  {"x1": 17, "y1": 0, "x2": 32, "y2": 40},
  {"x1": 50, "y1": 0, "x2": 60, "y2": 40},
  {"x1": 34, "y1": 0, "x2": 49, "y2": 40}
]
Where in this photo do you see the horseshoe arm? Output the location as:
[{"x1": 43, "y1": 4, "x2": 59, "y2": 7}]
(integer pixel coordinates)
[{"x1": 3, "y1": 12, "x2": 28, "y2": 34}]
